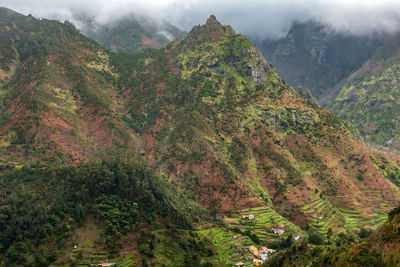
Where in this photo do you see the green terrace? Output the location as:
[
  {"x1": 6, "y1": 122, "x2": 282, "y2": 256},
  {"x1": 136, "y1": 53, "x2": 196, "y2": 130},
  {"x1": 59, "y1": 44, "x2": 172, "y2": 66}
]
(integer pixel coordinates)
[
  {"x1": 196, "y1": 227, "x2": 254, "y2": 266},
  {"x1": 223, "y1": 206, "x2": 303, "y2": 243},
  {"x1": 302, "y1": 192, "x2": 398, "y2": 235}
]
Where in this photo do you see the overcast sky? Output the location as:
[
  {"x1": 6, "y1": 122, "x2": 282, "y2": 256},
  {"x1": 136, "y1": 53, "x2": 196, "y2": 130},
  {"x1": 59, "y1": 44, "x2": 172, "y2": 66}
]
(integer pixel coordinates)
[{"x1": 1, "y1": 0, "x2": 400, "y2": 39}]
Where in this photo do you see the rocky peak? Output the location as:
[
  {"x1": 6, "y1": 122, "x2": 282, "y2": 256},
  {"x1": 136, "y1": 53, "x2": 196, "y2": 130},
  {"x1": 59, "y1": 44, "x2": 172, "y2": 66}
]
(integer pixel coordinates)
[
  {"x1": 187, "y1": 15, "x2": 235, "y2": 41},
  {"x1": 176, "y1": 15, "x2": 270, "y2": 84},
  {"x1": 206, "y1": 15, "x2": 220, "y2": 26}
]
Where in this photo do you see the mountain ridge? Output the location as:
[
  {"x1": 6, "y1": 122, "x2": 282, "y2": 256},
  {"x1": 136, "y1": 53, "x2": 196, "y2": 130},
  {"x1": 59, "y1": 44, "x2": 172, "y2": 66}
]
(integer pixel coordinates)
[
  {"x1": 0, "y1": 10, "x2": 399, "y2": 266},
  {"x1": 255, "y1": 21, "x2": 386, "y2": 101},
  {"x1": 330, "y1": 32, "x2": 400, "y2": 150}
]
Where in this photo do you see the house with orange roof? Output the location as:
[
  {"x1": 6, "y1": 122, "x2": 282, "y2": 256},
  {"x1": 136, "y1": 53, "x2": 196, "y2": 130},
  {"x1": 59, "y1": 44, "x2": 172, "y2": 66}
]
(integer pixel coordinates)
[
  {"x1": 253, "y1": 259, "x2": 264, "y2": 266},
  {"x1": 249, "y1": 245, "x2": 259, "y2": 257}
]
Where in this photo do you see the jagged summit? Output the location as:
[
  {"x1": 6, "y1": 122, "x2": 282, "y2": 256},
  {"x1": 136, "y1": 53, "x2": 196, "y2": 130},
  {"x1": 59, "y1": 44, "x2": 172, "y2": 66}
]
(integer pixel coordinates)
[
  {"x1": 174, "y1": 14, "x2": 271, "y2": 84},
  {"x1": 206, "y1": 15, "x2": 219, "y2": 26},
  {"x1": 188, "y1": 14, "x2": 235, "y2": 40}
]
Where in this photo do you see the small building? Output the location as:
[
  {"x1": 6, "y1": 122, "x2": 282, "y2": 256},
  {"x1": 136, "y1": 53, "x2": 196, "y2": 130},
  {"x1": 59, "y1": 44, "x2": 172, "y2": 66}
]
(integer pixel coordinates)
[
  {"x1": 273, "y1": 228, "x2": 285, "y2": 235},
  {"x1": 260, "y1": 251, "x2": 268, "y2": 261},
  {"x1": 249, "y1": 246, "x2": 259, "y2": 257},
  {"x1": 277, "y1": 224, "x2": 286, "y2": 229},
  {"x1": 242, "y1": 214, "x2": 255, "y2": 220},
  {"x1": 253, "y1": 259, "x2": 264, "y2": 266},
  {"x1": 293, "y1": 233, "x2": 301, "y2": 241},
  {"x1": 235, "y1": 262, "x2": 245, "y2": 267},
  {"x1": 233, "y1": 235, "x2": 237, "y2": 239},
  {"x1": 318, "y1": 216, "x2": 324, "y2": 221}
]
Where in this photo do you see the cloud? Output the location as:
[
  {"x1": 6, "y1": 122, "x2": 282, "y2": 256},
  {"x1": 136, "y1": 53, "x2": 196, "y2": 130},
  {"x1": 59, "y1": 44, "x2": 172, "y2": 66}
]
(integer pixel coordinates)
[{"x1": 1, "y1": 0, "x2": 400, "y2": 39}]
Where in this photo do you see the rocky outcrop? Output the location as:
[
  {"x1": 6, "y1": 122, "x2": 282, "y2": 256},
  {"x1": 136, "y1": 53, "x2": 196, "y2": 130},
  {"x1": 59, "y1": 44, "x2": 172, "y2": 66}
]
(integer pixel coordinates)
[
  {"x1": 245, "y1": 47, "x2": 270, "y2": 83},
  {"x1": 255, "y1": 21, "x2": 386, "y2": 99},
  {"x1": 241, "y1": 104, "x2": 320, "y2": 132}
]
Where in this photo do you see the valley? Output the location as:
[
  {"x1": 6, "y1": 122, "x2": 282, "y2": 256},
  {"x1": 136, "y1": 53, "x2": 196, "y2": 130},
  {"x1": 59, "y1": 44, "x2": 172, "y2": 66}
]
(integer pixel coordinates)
[{"x1": 0, "y1": 6, "x2": 399, "y2": 267}]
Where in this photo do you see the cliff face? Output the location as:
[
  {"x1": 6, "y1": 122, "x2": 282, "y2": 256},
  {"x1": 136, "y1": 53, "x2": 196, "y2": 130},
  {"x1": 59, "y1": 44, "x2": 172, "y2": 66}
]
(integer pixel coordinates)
[{"x1": 256, "y1": 21, "x2": 386, "y2": 101}]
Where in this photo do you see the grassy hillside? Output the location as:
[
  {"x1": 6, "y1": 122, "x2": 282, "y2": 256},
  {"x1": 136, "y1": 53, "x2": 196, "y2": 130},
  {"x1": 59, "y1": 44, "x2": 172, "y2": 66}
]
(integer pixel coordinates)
[
  {"x1": 331, "y1": 33, "x2": 400, "y2": 150},
  {"x1": 110, "y1": 15, "x2": 400, "y2": 223},
  {"x1": 0, "y1": 9, "x2": 400, "y2": 266},
  {"x1": 0, "y1": 7, "x2": 138, "y2": 166}
]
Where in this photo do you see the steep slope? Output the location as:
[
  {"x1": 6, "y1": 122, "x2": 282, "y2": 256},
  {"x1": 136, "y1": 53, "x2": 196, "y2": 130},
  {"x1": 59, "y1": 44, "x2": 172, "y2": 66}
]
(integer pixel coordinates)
[
  {"x1": 331, "y1": 33, "x2": 400, "y2": 150},
  {"x1": 112, "y1": 15, "x2": 400, "y2": 226},
  {"x1": 80, "y1": 13, "x2": 187, "y2": 52},
  {"x1": 256, "y1": 21, "x2": 385, "y2": 100},
  {"x1": 0, "y1": 7, "x2": 136, "y2": 165},
  {"x1": 0, "y1": 10, "x2": 400, "y2": 266}
]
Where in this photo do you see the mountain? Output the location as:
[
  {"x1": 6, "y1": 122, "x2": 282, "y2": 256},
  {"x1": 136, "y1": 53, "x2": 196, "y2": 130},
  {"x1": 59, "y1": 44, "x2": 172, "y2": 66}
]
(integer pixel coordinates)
[
  {"x1": 330, "y1": 33, "x2": 400, "y2": 150},
  {"x1": 0, "y1": 7, "x2": 138, "y2": 166},
  {"x1": 79, "y1": 13, "x2": 187, "y2": 52},
  {"x1": 256, "y1": 21, "x2": 386, "y2": 100},
  {"x1": 110, "y1": 14, "x2": 400, "y2": 215},
  {"x1": 1, "y1": 8, "x2": 400, "y2": 266}
]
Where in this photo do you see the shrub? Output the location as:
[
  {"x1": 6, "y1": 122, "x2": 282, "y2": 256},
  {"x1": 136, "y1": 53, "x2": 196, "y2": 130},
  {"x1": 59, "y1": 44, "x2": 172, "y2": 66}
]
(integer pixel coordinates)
[{"x1": 309, "y1": 232, "x2": 324, "y2": 245}]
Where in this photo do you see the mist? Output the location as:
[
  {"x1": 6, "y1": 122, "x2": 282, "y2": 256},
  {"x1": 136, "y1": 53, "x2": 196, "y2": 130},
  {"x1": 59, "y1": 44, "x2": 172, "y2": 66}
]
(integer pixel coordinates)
[{"x1": 1, "y1": 0, "x2": 400, "y2": 39}]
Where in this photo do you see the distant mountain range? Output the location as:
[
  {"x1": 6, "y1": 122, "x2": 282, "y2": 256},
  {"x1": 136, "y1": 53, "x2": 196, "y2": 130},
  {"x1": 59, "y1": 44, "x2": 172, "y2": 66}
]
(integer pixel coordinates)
[
  {"x1": 78, "y1": 13, "x2": 187, "y2": 52},
  {"x1": 0, "y1": 7, "x2": 399, "y2": 266},
  {"x1": 255, "y1": 21, "x2": 386, "y2": 100}
]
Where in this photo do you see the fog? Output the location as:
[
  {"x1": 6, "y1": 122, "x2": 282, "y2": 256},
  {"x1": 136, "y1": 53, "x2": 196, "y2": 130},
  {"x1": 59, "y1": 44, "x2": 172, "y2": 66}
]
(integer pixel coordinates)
[{"x1": 1, "y1": 0, "x2": 400, "y2": 39}]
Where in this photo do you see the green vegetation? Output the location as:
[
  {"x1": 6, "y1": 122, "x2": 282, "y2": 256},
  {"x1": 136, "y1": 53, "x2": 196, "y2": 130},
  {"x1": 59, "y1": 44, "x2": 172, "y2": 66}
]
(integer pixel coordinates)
[
  {"x1": 263, "y1": 205, "x2": 400, "y2": 266},
  {"x1": 1, "y1": 9, "x2": 400, "y2": 266},
  {"x1": 224, "y1": 207, "x2": 302, "y2": 243},
  {"x1": 332, "y1": 34, "x2": 400, "y2": 149},
  {"x1": 0, "y1": 158, "x2": 206, "y2": 266},
  {"x1": 308, "y1": 232, "x2": 324, "y2": 245}
]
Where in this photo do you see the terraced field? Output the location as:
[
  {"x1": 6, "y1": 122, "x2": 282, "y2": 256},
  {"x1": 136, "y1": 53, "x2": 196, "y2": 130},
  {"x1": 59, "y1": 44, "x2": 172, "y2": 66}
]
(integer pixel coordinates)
[
  {"x1": 196, "y1": 227, "x2": 255, "y2": 266},
  {"x1": 224, "y1": 206, "x2": 303, "y2": 243},
  {"x1": 192, "y1": 206, "x2": 305, "y2": 266},
  {"x1": 302, "y1": 191, "x2": 399, "y2": 235}
]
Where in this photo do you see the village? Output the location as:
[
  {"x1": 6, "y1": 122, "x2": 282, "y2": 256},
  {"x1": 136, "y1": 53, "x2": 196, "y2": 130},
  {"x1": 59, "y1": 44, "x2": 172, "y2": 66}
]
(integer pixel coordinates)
[{"x1": 233, "y1": 213, "x2": 302, "y2": 266}]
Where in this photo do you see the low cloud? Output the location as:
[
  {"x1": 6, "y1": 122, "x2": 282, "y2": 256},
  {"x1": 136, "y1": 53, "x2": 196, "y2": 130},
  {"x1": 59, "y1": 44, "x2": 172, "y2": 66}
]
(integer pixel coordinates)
[{"x1": 1, "y1": 0, "x2": 400, "y2": 39}]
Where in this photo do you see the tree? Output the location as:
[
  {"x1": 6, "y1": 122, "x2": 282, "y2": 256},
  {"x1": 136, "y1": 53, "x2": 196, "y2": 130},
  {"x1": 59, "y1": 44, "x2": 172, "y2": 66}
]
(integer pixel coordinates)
[
  {"x1": 309, "y1": 232, "x2": 324, "y2": 245},
  {"x1": 327, "y1": 227, "x2": 333, "y2": 240},
  {"x1": 358, "y1": 227, "x2": 373, "y2": 239}
]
